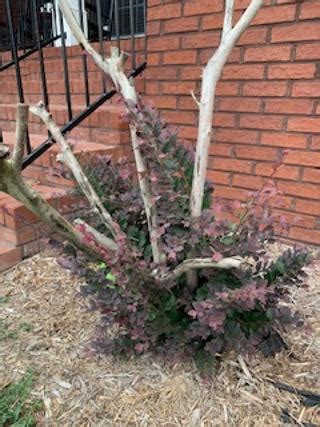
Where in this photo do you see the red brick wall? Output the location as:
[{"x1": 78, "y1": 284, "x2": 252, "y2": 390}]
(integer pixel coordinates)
[{"x1": 145, "y1": 0, "x2": 320, "y2": 246}]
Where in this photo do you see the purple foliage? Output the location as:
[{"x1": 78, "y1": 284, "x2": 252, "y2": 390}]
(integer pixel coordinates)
[{"x1": 59, "y1": 98, "x2": 310, "y2": 369}]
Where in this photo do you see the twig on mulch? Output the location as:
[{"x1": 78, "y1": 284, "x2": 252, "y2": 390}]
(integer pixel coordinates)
[{"x1": 267, "y1": 378, "x2": 320, "y2": 407}]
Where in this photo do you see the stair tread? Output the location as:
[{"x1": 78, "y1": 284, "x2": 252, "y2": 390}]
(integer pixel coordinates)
[
  {"x1": 0, "y1": 242, "x2": 22, "y2": 272},
  {"x1": 0, "y1": 184, "x2": 78, "y2": 233},
  {"x1": 0, "y1": 184, "x2": 68, "y2": 206},
  {"x1": 2, "y1": 131, "x2": 119, "y2": 153},
  {"x1": 0, "y1": 241, "x2": 16, "y2": 252},
  {"x1": 0, "y1": 102, "x2": 122, "y2": 112}
]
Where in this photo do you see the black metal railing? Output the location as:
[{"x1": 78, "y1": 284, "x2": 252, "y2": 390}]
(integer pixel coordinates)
[{"x1": 0, "y1": 0, "x2": 147, "y2": 167}]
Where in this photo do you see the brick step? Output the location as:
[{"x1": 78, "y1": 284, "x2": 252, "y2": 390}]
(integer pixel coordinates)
[
  {"x1": 0, "y1": 242, "x2": 22, "y2": 272},
  {"x1": 0, "y1": 71, "x2": 107, "y2": 83},
  {"x1": 0, "y1": 78, "x2": 111, "y2": 96},
  {"x1": 0, "y1": 184, "x2": 80, "y2": 272},
  {"x1": 0, "y1": 185, "x2": 71, "y2": 272},
  {"x1": 0, "y1": 185, "x2": 69, "y2": 231},
  {"x1": 0, "y1": 103, "x2": 131, "y2": 146},
  {"x1": 0, "y1": 38, "x2": 146, "y2": 70},
  {"x1": 0, "y1": 119, "x2": 131, "y2": 147},
  {"x1": 0, "y1": 78, "x2": 145, "y2": 105},
  {"x1": 0, "y1": 102, "x2": 126, "y2": 129},
  {"x1": 2, "y1": 131, "x2": 130, "y2": 188},
  {"x1": 0, "y1": 124, "x2": 133, "y2": 272}
]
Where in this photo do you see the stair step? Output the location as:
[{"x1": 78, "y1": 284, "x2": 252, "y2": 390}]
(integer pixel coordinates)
[
  {"x1": 0, "y1": 224, "x2": 38, "y2": 246},
  {"x1": 0, "y1": 185, "x2": 70, "y2": 230},
  {"x1": 0, "y1": 102, "x2": 129, "y2": 133},
  {"x1": 0, "y1": 243, "x2": 22, "y2": 273},
  {"x1": 2, "y1": 131, "x2": 130, "y2": 190},
  {"x1": 0, "y1": 38, "x2": 146, "y2": 65},
  {"x1": 0, "y1": 40, "x2": 142, "y2": 271}
]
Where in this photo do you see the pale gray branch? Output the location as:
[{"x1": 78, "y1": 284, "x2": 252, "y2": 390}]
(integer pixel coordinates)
[
  {"x1": 0, "y1": 106, "x2": 118, "y2": 261},
  {"x1": 190, "y1": 0, "x2": 264, "y2": 219},
  {"x1": 74, "y1": 219, "x2": 118, "y2": 251},
  {"x1": 30, "y1": 102, "x2": 120, "y2": 241},
  {"x1": 229, "y1": 0, "x2": 264, "y2": 44},
  {"x1": 173, "y1": 256, "x2": 244, "y2": 277},
  {"x1": 12, "y1": 104, "x2": 29, "y2": 167},
  {"x1": 58, "y1": 0, "x2": 163, "y2": 264},
  {"x1": 0, "y1": 144, "x2": 10, "y2": 160},
  {"x1": 222, "y1": 0, "x2": 235, "y2": 39}
]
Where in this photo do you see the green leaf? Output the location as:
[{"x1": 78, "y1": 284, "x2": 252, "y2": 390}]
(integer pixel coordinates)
[
  {"x1": 98, "y1": 262, "x2": 106, "y2": 270},
  {"x1": 220, "y1": 235, "x2": 235, "y2": 246},
  {"x1": 164, "y1": 294, "x2": 176, "y2": 312},
  {"x1": 138, "y1": 231, "x2": 147, "y2": 249},
  {"x1": 276, "y1": 261, "x2": 285, "y2": 275},
  {"x1": 148, "y1": 309, "x2": 158, "y2": 321},
  {"x1": 105, "y1": 272, "x2": 117, "y2": 282}
]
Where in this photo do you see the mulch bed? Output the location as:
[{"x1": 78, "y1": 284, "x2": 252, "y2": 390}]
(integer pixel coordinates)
[{"x1": 0, "y1": 249, "x2": 319, "y2": 426}]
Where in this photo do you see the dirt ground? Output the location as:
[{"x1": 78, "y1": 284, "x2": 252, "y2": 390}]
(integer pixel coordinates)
[{"x1": 0, "y1": 249, "x2": 319, "y2": 426}]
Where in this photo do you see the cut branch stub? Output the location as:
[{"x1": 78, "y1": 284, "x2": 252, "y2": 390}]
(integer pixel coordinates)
[{"x1": 0, "y1": 144, "x2": 10, "y2": 159}]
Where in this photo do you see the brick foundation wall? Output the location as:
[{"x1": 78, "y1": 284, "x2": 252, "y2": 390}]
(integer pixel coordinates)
[{"x1": 145, "y1": 0, "x2": 320, "y2": 245}]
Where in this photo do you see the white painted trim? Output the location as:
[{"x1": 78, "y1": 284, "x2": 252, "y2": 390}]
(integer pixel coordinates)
[{"x1": 54, "y1": 0, "x2": 88, "y2": 46}]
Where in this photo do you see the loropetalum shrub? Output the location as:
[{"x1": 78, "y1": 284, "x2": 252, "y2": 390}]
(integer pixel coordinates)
[{"x1": 59, "y1": 99, "x2": 310, "y2": 367}]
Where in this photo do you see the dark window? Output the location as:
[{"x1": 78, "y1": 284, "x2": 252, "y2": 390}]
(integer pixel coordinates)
[
  {"x1": 114, "y1": 0, "x2": 146, "y2": 37},
  {"x1": 85, "y1": 0, "x2": 146, "y2": 41}
]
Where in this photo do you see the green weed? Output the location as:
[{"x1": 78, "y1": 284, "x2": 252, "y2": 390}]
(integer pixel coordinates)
[{"x1": 0, "y1": 369, "x2": 42, "y2": 427}]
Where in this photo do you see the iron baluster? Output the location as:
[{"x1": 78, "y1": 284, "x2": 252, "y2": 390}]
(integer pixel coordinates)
[
  {"x1": 114, "y1": 0, "x2": 120, "y2": 52},
  {"x1": 22, "y1": 62, "x2": 147, "y2": 170},
  {"x1": 78, "y1": 0, "x2": 90, "y2": 106},
  {"x1": 5, "y1": 0, "x2": 24, "y2": 103},
  {"x1": 5, "y1": 0, "x2": 31, "y2": 154},
  {"x1": 129, "y1": 0, "x2": 136, "y2": 71},
  {"x1": 144, "y1": 0, "x2": 147, "y2": 64},
  {"x1": 58, "y1": 7, "x2": 72, "y2": 121},
  {"x1": 0, "y1": 35, "x2": 62, "y2": 73},
  {"x1": 96, "y1": 0, "x2": 107, "y2": 92},
  {"x1": 108, "y1": 0, "x2": 115, "y2": 39},
  {"x1": 31, "y1": 0, "x2": 49, "y2": 110}
]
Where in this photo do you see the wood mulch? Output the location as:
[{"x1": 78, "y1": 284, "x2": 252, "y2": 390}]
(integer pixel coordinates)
[{"x1": 0, "y1": 248, "x2": 319, "y2": 426}]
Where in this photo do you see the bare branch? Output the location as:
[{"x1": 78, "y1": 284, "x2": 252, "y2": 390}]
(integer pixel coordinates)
[
  {"x1": 0, "y1": 144, "x2": 10, "y2": 160},
  {"x1": 130, "y1": 124, "x2": 163, "y2": 263},
  {"x1": 173, "y1": 256, "x2": 244, "y2": 277},
  {"x1": 190, "y1": 0, "x2": 264, "y2": 218},
  {"x1": 229, "y1": 0, "x2": 264, "y2": 44},
  {"x1": 30, "y1": 102, "x2": 120, "y2": 241},
  {"x1": 74, "y1": 219, "x2": 118, "y2": 252},
  {"x1": 222, "y1": 0, "x2": 234, "y2": 39},
  {"x1": 12, "y1": 104, "x2": 29, "y2": 167},
  {"x1": 158, "y1": 256, "x2": 245, "y2": 281},
  {"x1": 191, "y1": 90, "x2": 201, "y2": 109},
  {"x1": 58, "y1": 0, "x2": 110, "y2": 75},
  {"x1": 58, "y1": 0, "x2": 163, "y2": 264},
  {"x1": 0, "y1": 156, "x2": 100, "y2": 260},
  {"x1": 0, "y1": 107, "x2": 120, "y2": 261}
]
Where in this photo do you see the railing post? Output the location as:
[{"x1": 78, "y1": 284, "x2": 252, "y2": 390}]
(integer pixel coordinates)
[
  {"x1": 129, "y1": 0, "x2": 136, "y2": 71},
  {"x1": 78, "y1": 0, "x2": 90, "y2": 106},
  {"x1": 114, "y1": 0, "x2": 121, "y2": 52},
  {"x1": 58, "y1": 7, "x2": 73, "y2": 121},
  {"x1": 5, "y1": 0, "x2": 31, "y2": 154},
  {"x1": 31, "y1": 0, "x2": 49, "y2": 110},
  {"x1": 5, "y1": 0, "x2": 24, "y2": 103},
  {"x1": 96, "y1": 0, "x2": 107, "y2": 92}
]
